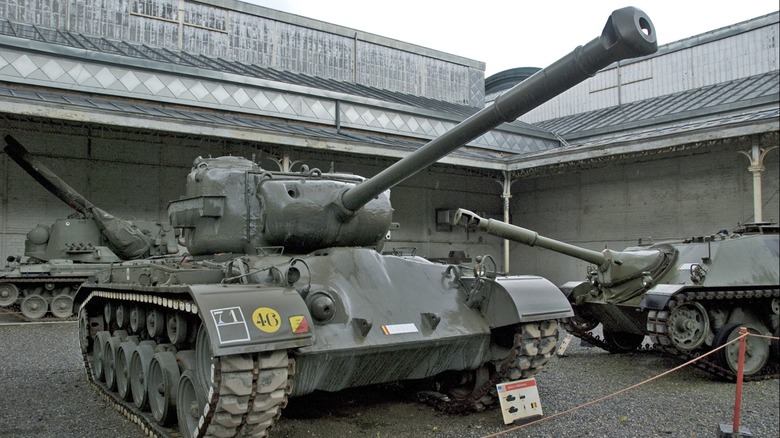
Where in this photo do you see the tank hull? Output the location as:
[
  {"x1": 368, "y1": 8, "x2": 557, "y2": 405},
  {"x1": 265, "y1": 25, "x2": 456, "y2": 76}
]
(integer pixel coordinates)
[{"x1": 76, "y1": 249, "x2": 570, "y2": 435}]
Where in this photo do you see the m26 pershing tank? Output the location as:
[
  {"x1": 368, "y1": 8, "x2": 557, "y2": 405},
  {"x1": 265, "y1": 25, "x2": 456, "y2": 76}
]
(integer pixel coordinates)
[
  {"x1": 74, "y1": 7, "x2": 657, "y2": 437},
  {"x1": 453, "y1": 209, "x2": 780, "y2": 379},
  {"x1": 0, "y1": 136, "x2": 178, "y2": 319}
]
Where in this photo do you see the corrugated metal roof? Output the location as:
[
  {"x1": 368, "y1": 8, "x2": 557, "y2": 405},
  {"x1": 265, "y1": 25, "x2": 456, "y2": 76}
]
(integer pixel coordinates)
[
  {"x1": 0, "y1": 19, "x2": 478, "y2": 117},
  {"x1": 0, "y1": 17, "x2": 777, "y2": 170},
  {"x1": 0, "y1": 83, "x2": 504, "y2": 162},
  {"x1": 534, "y1": 71, "x2": 779, "y2": 139}
]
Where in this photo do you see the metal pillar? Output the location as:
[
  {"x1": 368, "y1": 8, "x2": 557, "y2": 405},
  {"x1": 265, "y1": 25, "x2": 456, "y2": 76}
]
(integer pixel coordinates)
[
  {"x1": 500, "y1": 171, "x2": 517, "y2": 274},
  {"x1": 738, "y1": 140, "x2": 778, "y2": 222}
]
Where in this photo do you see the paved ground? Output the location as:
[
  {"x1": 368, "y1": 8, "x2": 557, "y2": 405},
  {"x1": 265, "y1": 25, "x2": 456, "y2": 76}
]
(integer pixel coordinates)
[
  {"x1": 0, "y1": 309, "x2": 25, "y2": 323},
  {"x1": 0, "y1": 322, "x2": 778, "y2": 438}
]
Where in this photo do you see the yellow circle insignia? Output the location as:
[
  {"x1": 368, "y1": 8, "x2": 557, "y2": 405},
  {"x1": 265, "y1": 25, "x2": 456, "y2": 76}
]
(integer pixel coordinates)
[{"x1": 252, "y1": 307, "x2": 281, "y2": 333}]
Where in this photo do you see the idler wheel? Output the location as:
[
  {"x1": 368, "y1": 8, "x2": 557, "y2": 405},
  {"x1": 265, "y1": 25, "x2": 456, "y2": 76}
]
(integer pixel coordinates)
[
  {"x1": 0, "y1": 283, "x2": 19, "y2": 307},
  {"x1": 116, "y1": 340, "x2": 140, "y2": 401},
  {"x1": 92, "y1": 331, "x2": 111, "y2": 382},
  {"x1": 668, "y1": 302, "x2": 710, "y2": 351},
  {"x1": 713, "y1": 323, "x2": 770, "y2": 376},
  {"x1": 176, "y1": 370, "x2": 207, "y2": 438},
  {"x1": 195, "y1": 325, "x2": 214, "y2": 394},
  {"x1": 129, "y1": 341, "x2": 157, "y2": 410},
  {"x1": 442, "y1": 365, "x2": 491, "y2": 405},
  {"x1": 148, "y1": 351, "x2": 181, "y2": 425},
  {"x1": 78, "y1": 310, "x2": 90, "y2": 354},
  {"x1": 49, "y1": 294, "x2": 74, "y2": 319},
  {"x1": 20, "y1": 294, "x2": 47, "y2": 319},
  {"x1": 603, "y1": 329, "x2": 645, "y2": 352}
]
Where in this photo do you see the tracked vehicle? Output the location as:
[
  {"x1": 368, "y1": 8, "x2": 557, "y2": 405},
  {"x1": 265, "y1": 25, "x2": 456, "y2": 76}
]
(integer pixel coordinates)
[
  {"x1": 73, "y1": 7, "x2": 657, "y2": 437},
  {"x1": 0, "y1": 137, "x2": 178, "y2": 319},
  {"x1": 454, "y1": 209, "x2": 779, "y2": 380}
]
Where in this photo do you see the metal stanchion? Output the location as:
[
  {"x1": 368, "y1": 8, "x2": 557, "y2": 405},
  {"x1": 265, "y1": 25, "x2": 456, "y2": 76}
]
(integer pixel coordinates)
[{"x1": 717, "y1": 327, "x2": 753, "y2": 438}]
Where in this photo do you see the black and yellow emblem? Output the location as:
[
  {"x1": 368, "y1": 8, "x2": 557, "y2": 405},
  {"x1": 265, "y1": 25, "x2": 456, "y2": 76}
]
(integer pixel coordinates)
[{"x1": 252, "y1": 307, "x2": 281, "y2": 333}]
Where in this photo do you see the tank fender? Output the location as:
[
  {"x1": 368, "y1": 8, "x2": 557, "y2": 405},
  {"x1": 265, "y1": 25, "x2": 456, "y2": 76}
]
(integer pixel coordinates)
[
  {"x1": 559, "y1": 281, "x2": 590, "y2": 300},
  {"x1": 188, "y1": 284, "x2": 314, "y2": 357},
  {"x1": 479, "y1": 276, "x2": 574, "y2": 328},
  {"x1": 639, "y1": 284, "x2": 687, "y2": 310}
]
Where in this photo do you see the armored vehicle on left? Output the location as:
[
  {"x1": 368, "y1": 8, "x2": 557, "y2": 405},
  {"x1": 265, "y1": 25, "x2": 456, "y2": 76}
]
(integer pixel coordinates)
[{"x1": 0, "y1": 136, "x2": 179, "y2": 319}]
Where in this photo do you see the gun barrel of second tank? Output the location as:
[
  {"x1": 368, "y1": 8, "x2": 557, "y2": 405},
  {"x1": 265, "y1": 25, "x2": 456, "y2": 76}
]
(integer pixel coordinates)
[
  {"x1": 454, "y1": 209, "x2": 606, "y2": 266},
  {"x1": 4, "y1": 135, "x2": 92, "y2": 215},
  {"x1": 340, "y1": 7, "x2": 656, "y2": 212}
]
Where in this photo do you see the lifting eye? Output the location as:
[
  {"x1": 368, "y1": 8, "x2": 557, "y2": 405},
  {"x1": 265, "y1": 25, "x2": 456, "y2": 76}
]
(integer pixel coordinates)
[{"x1": 286, "y1": 267, "x2": 301, "y2": 286}]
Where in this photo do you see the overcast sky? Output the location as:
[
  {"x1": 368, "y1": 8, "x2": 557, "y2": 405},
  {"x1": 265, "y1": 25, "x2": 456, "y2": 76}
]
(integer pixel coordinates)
[{"x1": 242, "y1": 0, "x2": 779, "y2": 77}]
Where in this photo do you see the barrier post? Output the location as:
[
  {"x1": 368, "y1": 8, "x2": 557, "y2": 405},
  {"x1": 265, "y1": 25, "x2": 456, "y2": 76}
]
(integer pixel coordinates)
[
  {"x1": 717, "y1": 327, "x2": 752, "y2": 438},
  {"x1": 732, "y1": 327, "x2": 747, "y2": 435}
]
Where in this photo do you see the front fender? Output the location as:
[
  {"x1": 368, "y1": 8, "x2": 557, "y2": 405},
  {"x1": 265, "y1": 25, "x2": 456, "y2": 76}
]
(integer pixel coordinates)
[
  {"x1": 190, "y1": 284, "x2": 314, "y2": 356},
  {"x1": 639, "y1": 284, "x2": 687, "y2": 310},
  {"x1": 559, "y1": 280, "x2": 590, "y2": 301},
  {"x1": 469, "y1": 275, "x2": 574, "y2": 328}
]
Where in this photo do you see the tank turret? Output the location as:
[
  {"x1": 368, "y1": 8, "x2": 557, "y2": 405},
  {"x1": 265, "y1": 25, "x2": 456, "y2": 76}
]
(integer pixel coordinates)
[
  {"x1": 169, "y1": 6, "x2": 657, "y2": 256},
  {"x1": 453, "y1": 209, "x2": 780, "y2": 378},
  {"x1": 72, "y1": 8, "x2": 667, "y2": 437}
]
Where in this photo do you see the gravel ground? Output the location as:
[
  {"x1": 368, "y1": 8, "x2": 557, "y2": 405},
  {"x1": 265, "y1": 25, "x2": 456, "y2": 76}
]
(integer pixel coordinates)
[{"x1": 0, "y1": 322, "x2": 777, "y2": 438}]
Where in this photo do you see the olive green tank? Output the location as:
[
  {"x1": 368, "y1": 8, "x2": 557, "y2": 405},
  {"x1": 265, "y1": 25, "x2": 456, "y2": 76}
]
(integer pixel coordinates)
[
  {"x1": 72, "y1": 7, "x2": 657, "y2": 437},
  {"x1": 454, "y1": 209, "x2": 779, "y2": 380},
  {"x1": 0, "y1": 137, "x2": 178, "y2": 319}
]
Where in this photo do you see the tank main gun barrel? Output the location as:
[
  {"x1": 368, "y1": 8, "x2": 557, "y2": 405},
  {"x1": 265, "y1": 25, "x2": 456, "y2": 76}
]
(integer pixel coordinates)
[
  {"x1": 340, "y1": 7, "x2": 657, "y2": 212},
  {"x1": 4, "y1": 135, "x2": 93, "y2": 215},
  {"x1": 454, "y1": 209, "x2": 606, "y2": 266}
]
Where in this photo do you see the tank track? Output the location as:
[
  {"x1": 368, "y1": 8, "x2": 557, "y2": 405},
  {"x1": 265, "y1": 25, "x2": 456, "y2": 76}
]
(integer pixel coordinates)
[
  {"x1": 647, "y1": 288, "x2": 780, "y2": 381},
  {"x1": 418, "y1": 319, "x2": 559, "y2": 414},
  {"x1": 79, "y1": 290, "x2": 294, "y2": 438},
  {"x1": 560, "y1": 319, "x2": 633, "y2": 354}
]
